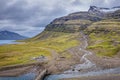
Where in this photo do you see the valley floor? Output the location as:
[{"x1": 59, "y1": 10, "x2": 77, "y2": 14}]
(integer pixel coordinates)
[{"x1": 0, "y1": 32, "x2": 120, "y2": 80}]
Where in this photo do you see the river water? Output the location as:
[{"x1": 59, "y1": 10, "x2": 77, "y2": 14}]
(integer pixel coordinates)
[
  {"x1": 44, "y1": 67, "x2": 120, "y2": 80},
  {"x1": 0, "y1": 73, "x2": 36, "y2": 80}
]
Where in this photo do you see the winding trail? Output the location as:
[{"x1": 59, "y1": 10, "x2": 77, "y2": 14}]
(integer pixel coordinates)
[
  {"x1": 64, "y1": 32, "x2": 96, "y2": 73},
  {"x1": 44, "y1": 32, "x2": 120, "y2": 80}
]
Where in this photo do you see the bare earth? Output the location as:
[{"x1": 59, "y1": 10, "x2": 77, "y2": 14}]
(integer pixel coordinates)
[
  {"x1": 0, "y1": 62, "x2": 45, "y2": 77},
  {"x1": 0, "y1": 66, "x2": 33, "y2": 77}
]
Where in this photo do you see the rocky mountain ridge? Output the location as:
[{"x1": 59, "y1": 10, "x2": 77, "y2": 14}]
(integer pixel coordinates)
[
  {"x1": 31, "y1": 6, "x2": 120, "y2": 41},
  {"x1": 43, "y1": 6, "x2": 120, "y2": 33}
]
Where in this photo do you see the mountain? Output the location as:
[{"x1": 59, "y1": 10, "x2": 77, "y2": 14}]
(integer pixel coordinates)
[
  {"x1": 0, "y1": 30, "x2": 28, "y2": 40},
  {"x1": 45, "y1": 6, "x2": 120, "y2": 32},
  {"x1": 32, "y1": 6, "x2": 120, "y2": 40},
  {"x1": 0, "y1": 6, "x2": 120, "y2": 79},
  {"x1": 31, "y1": 6, "x2": 120, "y2": 57}
]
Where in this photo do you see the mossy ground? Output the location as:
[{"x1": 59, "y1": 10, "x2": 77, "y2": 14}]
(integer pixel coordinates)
[
  {"x1": 85, "y1": 20, "x2": 120, "y2": 57},
  {"x1": 0, "y1": 32, "x2": 80, "y2": 67}
]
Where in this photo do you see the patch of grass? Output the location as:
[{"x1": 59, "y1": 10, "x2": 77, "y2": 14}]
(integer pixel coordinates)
[
  {"x1": 0, "y1": 44, "x2": 51, "y2": 66},
  {"x1": 0, "y1": 31, "x2": 80, "y2": 67},
  {"x1": 88, "y1": 44, "x2": 120, "y2": 57},
  {"x1": 86, "y1": 20, "x2": 120, "y2": 57}
]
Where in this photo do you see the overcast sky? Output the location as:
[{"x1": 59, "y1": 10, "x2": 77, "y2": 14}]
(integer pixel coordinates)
[{"x1": 0, "y1": 0, "x2": 120, "y2": 37}]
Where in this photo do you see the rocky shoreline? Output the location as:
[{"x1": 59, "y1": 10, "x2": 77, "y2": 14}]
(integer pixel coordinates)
[{"x1": 61, "y1": 74, "x2": 120, "y2": 80}]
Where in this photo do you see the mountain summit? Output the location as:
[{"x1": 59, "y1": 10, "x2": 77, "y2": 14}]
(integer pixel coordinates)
[
  {"x1": 0, "y1": 30, "x2": 28, "y2": 40},
  {"x1": 88, "y1": 6, "x2": 120, "y2": 13},
  {"x1": 88, "y1": 6, "x2": 120, "y2": 18},
  {"x1": 32, "y1": 6, "x2": 120, "y2": 40}
]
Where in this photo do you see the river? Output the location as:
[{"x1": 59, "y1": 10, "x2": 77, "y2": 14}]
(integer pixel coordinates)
[{"x1": 0, "y1": 73, "x2": 36, "y2": 80}]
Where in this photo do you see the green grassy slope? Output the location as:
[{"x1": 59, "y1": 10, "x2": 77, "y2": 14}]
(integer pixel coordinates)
[
  {"x1": 85, "y1": 19, "x2": 120, "y2": 57},
  {"x1": 0, "y1": 31, "x2": 80, "y2": 67},
  {"x1": 0, "y1": 8, "x2": 120, "y2": 67}
]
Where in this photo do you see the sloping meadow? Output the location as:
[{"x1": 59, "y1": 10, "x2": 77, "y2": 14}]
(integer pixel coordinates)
[
  {"x1": 0, "y1": 31, "x2": 80, "y2": 67},
  {"x1": 85, "y1": 19, "x2": 120, "y2": 57}
]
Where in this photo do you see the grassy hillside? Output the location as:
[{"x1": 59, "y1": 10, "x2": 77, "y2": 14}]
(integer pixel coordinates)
[
  {"x1": 85, "y1": 19, "x2": 120, "y2": 57},
  {"x1": 0, "y1": 7, "x2": 120, "y2": 67},
  {"x1": 0, "y1": 31, "x2": 80, "y2": 67}
]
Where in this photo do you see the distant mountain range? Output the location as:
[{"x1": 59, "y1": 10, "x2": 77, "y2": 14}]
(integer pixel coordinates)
[{"x1": 0, "y1": 30, "x2": 28, "y2": 40}]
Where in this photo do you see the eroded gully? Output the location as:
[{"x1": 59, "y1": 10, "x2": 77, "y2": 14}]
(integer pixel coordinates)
[{"x1": 44, "y1": 32, "x2": 120, "y2": 80}]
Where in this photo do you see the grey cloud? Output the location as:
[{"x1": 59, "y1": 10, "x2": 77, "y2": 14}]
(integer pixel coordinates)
[
  {"x1": 72, "y1": 0, "x2": 82, "y2": 6},
  {"x1": 0, "y1": 0, "x2": 119, "y2": 37},
  {"x1": 0, "y1": 1, "x2": 38, "y2": 22},
  {"x1": 91, "y1": 0, "x2": 120, "y2": 8},
  {"x1": 110, "y1": 0, "x2": 120, "y2": 7}
]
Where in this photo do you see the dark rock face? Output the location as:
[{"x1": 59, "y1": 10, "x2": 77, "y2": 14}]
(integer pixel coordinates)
[
  {"x1": 44, "y1": 6, "x2": 120, "y2": 33},
  {"x1": 88, "y1": 6, "x2": 105, "y2": 17},
  {"x1": 0, "y1": 30, "x2": 28, "y2": 40},
  {"x1": 108, "y1": 10, "x2": 120, "y2": 19}
]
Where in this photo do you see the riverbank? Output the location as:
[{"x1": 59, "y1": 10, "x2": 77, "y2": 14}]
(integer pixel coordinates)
[
  {"x1": 0, "y1": 32, "x2": 83, "y2": 80},
  {"x1": 0, "y1": 43, "x2": 84, "y2": 79},
  {"x1": 0, "y1": 62, "x2": 46, "y2": 77},
  {"x1": 61, "y1": 74, "x2": 120, "y2": 80}
]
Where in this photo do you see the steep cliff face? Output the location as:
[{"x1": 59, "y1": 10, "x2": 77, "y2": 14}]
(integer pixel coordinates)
[
  {"x1": 107, "y1": 10, "x2": 120, "y2": 19},
  {"x1": 88, "y1": 6, "x2": 106, "y2": 17}
]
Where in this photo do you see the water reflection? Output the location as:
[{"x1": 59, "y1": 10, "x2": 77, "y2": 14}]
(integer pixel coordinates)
[{"x1": 0, "y1": 73, "x2": 36, "y2": 80}]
